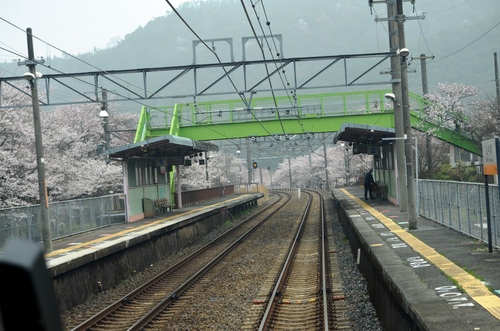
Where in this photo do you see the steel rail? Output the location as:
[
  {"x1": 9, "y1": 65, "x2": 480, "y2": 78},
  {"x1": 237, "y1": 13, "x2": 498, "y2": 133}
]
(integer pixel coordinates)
[
  {"x1": 257, "y1": 190, "x2": 331, "y2": 330},
  {"x1": 71, "y1": 193, "x2": 289, "y2": 331},
  {"x1": 319, "y1": 192, "x2": 330, "y2": 331},
  {"x1": 258, "y1": 191, "x2": 313, "y2": 330},
  {"x1": 128, "y1": 192, "x2": 292, "y2": 330}
]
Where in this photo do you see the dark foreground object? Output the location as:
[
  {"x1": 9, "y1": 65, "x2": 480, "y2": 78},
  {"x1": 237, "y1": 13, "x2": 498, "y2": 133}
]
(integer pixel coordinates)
[{"x1": 0, "y1": 238, "x2": 62, "y2": 331}]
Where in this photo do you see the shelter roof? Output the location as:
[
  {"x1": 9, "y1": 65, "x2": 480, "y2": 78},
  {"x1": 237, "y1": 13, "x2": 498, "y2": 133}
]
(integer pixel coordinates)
[
  {"x1": 332, "y1": 123, "x2": 395, "y2": 145},
  {"x1": 104, "y1": 135, "x2": 218, "y2": 160}
]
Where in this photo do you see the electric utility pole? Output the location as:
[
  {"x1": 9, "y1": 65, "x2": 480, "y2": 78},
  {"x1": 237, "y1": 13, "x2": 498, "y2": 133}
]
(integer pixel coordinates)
[
  {"x1": 19, "y1": 28, "x2": 52, "y2": 251},
  {"x1": 373, "y1": 0, "x2": 407, "y2": 211},
  {"x1": 371, "y1": 0, "x2": 423, "y2": 227},
  {"x1": 246, "y1": 138, "x2": 252, "y2": 184},
  {"x1": 101, "y1": 89, "x2": 110, "y2": 150},
  {"x1": 322, "y1": 133, "x2": 330, "y2": 191},
  {"x1": 413, "y1": 53, "x2": 435, "y2": 179},
  {"x1": 494, "y1": 52, "x2": 500, "y2": 105},
  {"x1": 397, "y1": 0, "x2": 418, "y2": 229}
]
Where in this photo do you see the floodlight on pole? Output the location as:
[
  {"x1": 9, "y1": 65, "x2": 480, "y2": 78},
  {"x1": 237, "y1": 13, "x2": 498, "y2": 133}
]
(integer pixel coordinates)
[
  {"x1": 397, "y1": 48, "x2": 410, "y2": 58},
  {"x1": 384, "y1": 93, "x2": 397, "y2": 102},
  {"x1": 100, "y1": 89, "x2": 110, "y2": 151},
  {"x1": 98, "y1": 109, "x2": 109, "y2": 118}
]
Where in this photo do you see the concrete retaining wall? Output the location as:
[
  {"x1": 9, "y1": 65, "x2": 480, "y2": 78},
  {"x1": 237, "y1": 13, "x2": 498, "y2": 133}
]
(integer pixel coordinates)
[
  {"x1": 51, "y1": 203, "x2": 252, "y2": 313},
  {"x1": 333, "y1": 198, "x2": 423, "y2": 331}
]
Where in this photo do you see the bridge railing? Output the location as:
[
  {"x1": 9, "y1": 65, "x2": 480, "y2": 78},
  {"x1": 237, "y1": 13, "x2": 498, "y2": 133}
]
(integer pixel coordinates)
[
  {"x1": 176, "y1": 90, "x2": 397, "y2": 126},
  {"x1": 139, "y1": 90, "x2": 428, "y2": 131}
]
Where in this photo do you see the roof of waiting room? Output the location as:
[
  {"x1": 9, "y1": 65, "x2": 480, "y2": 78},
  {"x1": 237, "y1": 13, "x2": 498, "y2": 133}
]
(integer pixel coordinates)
[{"x1": 104, "y1": 135, "x2": 219, "y2": 160}]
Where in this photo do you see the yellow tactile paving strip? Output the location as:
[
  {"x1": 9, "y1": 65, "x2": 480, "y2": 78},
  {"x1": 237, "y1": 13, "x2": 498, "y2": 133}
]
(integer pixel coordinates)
[
  {"x1": 340, "y1": 189, "x2": 500, "y2": 320},
  {"x1": 45, "y1": 195, "x2": 245, "y2": 258}
]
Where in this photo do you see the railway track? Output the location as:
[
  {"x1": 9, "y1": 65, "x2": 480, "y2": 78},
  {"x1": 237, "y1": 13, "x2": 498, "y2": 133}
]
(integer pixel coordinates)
[
  {"x1": 70, "y1": 190, "x2": 349, "y2": 330},
  {"x1": 71, "y1": 192, "x2": 290, "y2": 331},
  {"x1": 243, "y1": 190, "x2": 349, "y2": 330}
]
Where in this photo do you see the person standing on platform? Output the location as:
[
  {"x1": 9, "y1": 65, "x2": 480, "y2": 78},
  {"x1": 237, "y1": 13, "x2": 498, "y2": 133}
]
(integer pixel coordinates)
[{"x1": 364, "y1": 169, "x2": 374, "y2": 200}]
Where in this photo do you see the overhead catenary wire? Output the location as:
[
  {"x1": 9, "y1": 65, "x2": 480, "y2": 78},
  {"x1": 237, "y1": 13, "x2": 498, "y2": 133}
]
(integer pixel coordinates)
[
  {"x1": 0, "y1": 16, "x2": 247, "y2": 147},
  {"x1": 164, "y1": 0, "x2": 281, "y2": 141},
  {"x1": 1, "y1": 46, "x2": 243, "y2": 148},
  {"x1": 248, "y1": 0, "x2": 308, "y2": 135},
  {"x1": 240, "y1": 0, "x2": 287, "y2": 137},
  {"x1": 250, "y1": 0, "x2": 295, "y2": 102},
  {"x1": 431, "y1": 20, "x2": 500, "y2": 64}
]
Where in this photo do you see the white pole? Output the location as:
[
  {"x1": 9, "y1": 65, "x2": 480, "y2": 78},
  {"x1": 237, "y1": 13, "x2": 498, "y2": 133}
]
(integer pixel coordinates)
[{"x1": 415, "y1": 138, "x2": 419, "y2": 215}]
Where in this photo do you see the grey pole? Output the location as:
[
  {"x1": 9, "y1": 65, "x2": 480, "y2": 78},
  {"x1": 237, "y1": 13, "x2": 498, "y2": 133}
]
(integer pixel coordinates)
[
  {"x1": 101, "y1": 89, "x2": 110, "y2": 150},
  {"x1": 386, "y1": 0, "x2": 407, "y2": 211},
  {"x1": 398, "y1": 0, "x2": 418, "y2": 229},
  {"x1": 25, "y1": 28, "x2": 52, "y2": 251},
  {"x1": 246, "y1": 139, "x2": 252, "y2": 184},
  {"x1": 413, "y1": 53, "x2": 435, "y2": 179},
  {"x1": 494, "y1": 52, "x2": 500, "y2": 105},
  {"x1": 322, "y1": 133, "x2": 330, "y2": 191}
]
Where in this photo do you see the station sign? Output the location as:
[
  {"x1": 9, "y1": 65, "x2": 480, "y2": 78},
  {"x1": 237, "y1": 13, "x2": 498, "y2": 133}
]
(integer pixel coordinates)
[{"x1": 481, "y1": 138, "x2": 499, "y2": 175}]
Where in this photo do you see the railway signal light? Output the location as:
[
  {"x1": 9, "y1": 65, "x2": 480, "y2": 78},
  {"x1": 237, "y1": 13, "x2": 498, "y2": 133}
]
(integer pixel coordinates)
[{"x1": 253, "y1": 162, "x2": 258, "y2": 169}]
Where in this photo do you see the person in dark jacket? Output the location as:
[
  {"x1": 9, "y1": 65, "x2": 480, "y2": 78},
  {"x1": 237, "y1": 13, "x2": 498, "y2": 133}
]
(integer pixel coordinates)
[{"x1": 364, "y1": 169, "x2": 374, "y2": 200}]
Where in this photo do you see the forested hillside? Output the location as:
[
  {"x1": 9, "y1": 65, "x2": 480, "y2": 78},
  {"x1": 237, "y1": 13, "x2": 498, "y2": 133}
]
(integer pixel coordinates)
[
  {"x1": 2, "y1": 0, "x2": 499, "y2": 111},
  {"x1": 1, "y1": 0, "x2": 498, "y2": 206}
]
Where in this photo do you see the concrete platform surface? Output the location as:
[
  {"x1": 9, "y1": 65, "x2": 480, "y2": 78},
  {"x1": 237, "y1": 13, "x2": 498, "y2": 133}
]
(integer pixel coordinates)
[{"x1": 333, "y1": 186, "x2": 500, "y2": 331}]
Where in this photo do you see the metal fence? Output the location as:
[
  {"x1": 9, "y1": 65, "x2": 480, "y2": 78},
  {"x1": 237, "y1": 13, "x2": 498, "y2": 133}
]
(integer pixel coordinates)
[
  {"x1": 3, "y1": 181, "x2": 498, "y2": 250},
  {"x1": 0, "y1": 194, "x2": 125, "y2": 249},
  {"x1": 419, "y1": 180, "x2": 499, "y2": 248}
]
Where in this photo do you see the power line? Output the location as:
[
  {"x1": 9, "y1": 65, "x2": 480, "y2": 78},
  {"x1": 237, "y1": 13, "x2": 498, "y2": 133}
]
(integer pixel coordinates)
[
  {"x1": 164, "y1": 0, "x2": 280, "y2": 140},
  {"x1": 251, "y1": 0, "x2": 304, "y2": 132},
  {"x1": 432, "y1": 20, "x2": 500, "y2": 63},
  {"x1": 251, "y1": 0, "x2": 294, "y2": 98},
  {"x1": 164, "y1": 1, "x2": 242, "y2": 99},
  {"x1": 0, "y1": 16, "x2": 177, "y2": 106},
  {"x1": 241, "y1": 0, "x2": 286, "y2": 136},
  {"x1": 427, "y1": 0, "x2": 472, "y2": 14},
  {"x1": 413, "y1": 5, "x2": 433, "y2": 56}
]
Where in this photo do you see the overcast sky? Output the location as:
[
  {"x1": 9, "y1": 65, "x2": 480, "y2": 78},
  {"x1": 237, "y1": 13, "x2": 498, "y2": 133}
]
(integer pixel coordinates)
[{"x1": 0, "y1": 0, "x2": 191, "y2": 62}]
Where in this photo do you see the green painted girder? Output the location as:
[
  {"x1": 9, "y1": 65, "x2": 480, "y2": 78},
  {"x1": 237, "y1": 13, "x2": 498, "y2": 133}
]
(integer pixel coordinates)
[
  {"x1": 410, "y1": 112, "x2": 481, "y2": 155},
  {"x1": 173, "y1": 112, "x2": 396, "y2": 140},
  {"x1": 142, "y1": 89, "x2": 397, "y2": 139},
  {"x1": 134, "y1": 89, "x2": 481, "y2": 156}
]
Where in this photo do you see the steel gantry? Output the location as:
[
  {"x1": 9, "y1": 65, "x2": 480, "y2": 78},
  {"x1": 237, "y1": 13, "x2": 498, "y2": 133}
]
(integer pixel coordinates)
[{"x1": 0, "y1": 52, "x2": 394, "y2": 109}]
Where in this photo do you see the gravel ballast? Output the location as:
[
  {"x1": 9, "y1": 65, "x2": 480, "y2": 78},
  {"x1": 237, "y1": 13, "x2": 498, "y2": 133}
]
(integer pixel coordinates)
[{"x1": 61, "y1": 192, "x2": 382, "y2": 330}]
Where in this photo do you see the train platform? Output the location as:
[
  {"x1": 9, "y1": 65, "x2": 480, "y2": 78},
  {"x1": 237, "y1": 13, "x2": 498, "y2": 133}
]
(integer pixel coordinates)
[
  {"x1": 45, "y1": 193, "x2": 262, "y2": 269},
  {"x1": 332, "y1": 186, "x2": 500, "y2": 330}
]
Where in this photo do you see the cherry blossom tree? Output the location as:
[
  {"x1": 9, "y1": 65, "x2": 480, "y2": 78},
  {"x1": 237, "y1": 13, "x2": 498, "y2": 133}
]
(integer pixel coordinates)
[
  {"x1": 269, "y1": 144, "x2": 368, "y2": 189},
  {"x1": 412, "y1": 131, "x2": 450, "y2": 179},
  {"x1": 422, "y1": 83, "x2": 480, "y2": 136},
  {"x1": 466, "y1": 97, "x2": 500, "y2": 141},
  {"x1": 0, "y1": 82, "x2": 137, "y2": 208},
  {"x1": 180, "y1": 150, "x2": 246, "y2": 190},
  {"x1": 415, "y1": 83, "x2": 485, "y2": 179}
]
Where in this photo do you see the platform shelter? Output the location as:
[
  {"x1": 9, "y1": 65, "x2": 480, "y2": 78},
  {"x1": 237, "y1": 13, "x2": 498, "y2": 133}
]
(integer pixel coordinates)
[
  {"x1": 333, "y1": 123, "x2": 396, "y2": 202},
  {"x1": 105, "y1": 135, "x2": 218, "y2": 222}
]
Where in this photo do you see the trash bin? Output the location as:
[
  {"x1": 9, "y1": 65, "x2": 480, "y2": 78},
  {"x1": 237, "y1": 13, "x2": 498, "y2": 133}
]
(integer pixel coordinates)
[{"x1": 143, "y1": 198, "x2": 155, "y2": 218}]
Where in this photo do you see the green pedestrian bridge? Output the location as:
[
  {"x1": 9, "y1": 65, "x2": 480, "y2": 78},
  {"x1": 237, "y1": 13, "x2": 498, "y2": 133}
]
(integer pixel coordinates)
[{"x1": 133, "y1": 89, "x2": 481, "y2": 156}]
